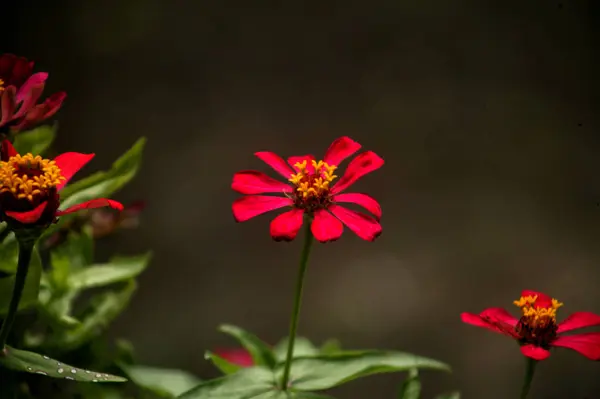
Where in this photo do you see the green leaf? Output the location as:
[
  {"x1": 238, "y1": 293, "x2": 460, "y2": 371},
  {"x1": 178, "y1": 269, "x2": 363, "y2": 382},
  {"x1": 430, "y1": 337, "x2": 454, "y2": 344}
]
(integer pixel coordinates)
[
  {"x1": 398, "y1": 369, "x2": 421, "y2": 399},
  {"x1": 273, "y1": 337, "x2": 320, "y2": 363},
  {"x1": 319, "y1": 339, "x2": 341, "y2": 355},
  {"x1": 121, "y1": 363, "x2": 202, "y2": 398},
  {"x1": 0, "y1": 248, "x2": 42, "y2": 315},
  {"x1": 277, "y1": 351, "x2": 450, "y2": 391},
  {"x1": 434, "y1": 392, "x2": 461, "y2": 399},
  {"x1": 0, "y1": 234, "x2": 18, "y2": 273},
  {"x1": 13, "y1": 125, "x2": 56, "y2": 155},
  {"x1": 0, "y1": 345, "x2": 126, "y2": 382},
  {"x1": 219, "y1": 325, "x2": 276, "y2": 369},
  {"x1": 69, "y1": 253, "x2": 152, "y2": 290},
  {"x1": 205, "y1": 351, "x2": 243, "y2": 375},
  {"x1": 46, "y1": 280, "x2": 137, "y2": 351}
]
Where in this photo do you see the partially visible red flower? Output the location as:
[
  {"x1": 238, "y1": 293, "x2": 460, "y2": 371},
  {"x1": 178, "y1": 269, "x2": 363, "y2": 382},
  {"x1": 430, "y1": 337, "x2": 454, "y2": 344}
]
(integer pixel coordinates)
[
  {"x1": 461, "y1": 290, "x2": 600, "y2": 361},
  {"x1": 0, "y1": 140, "x2": 122, "y2": 228},
  {"x1": 231, "y1": 136, "x2": 383, "y2": 243},
  {"x1": 213, "y1": 348, "x2": 254, "y2": 367},
  {"x1": 88, "y1": 200, "x2": 145, "y2": 238},
  {"x1": 0, "y1": 54, "x2": 66, "y2": 133}
]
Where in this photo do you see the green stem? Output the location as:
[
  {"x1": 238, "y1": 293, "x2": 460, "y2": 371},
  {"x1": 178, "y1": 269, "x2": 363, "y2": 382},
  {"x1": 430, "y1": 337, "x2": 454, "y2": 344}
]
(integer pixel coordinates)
[
  {"x1": 280, "y1": 221, "x2": 314, "y2": 391},
  {"x1": 519, "y1": 356, "x2": 537, "y2": 399},
  {"x1": 0, "y1": 242, "x2": 33, "y2": 349}
]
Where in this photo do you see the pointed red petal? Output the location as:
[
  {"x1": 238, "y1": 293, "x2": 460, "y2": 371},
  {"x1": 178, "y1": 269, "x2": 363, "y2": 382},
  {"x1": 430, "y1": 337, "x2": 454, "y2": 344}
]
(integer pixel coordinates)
[
  {"x1": 333, "y1": 193, "x2": 382, "y2": 220},
  {"x1": 270, "y1": 208, "x2": 304, "y2": 241},
  {"x1": 39, "y1": 91, "x2": 67, "y2": 119},
  {"x1": 328, "y1": 204, "x2": 381, "y2": 241},
  {"x1": 323, "y1": 136, "x2": 361, "y2": 167},
  {"x1": 288, "y1": 155, "x2": 316, "y2": 173},
  {"x1": 213, "y1": 348, "x2": 254, "y2": 367},
  {"x1": 5, "y1": 201, "x2": 48, "y2": 224},
  {"x1": 231, "y1": 171, "x2": 293, "y2": 195},
  {"x1": 254, "y1": 152, "x2": 294, "y2": 178},
  {"x1": 15, "y1": 72, "x2": 47, "y2": 103},
  {"x1": 311, "y1": 209, "x2": 343, "y2": 243},
  {"x1": 520, "y1": 344, "x2": 551, "y2": 360},
  {"x1": 0, "y1": 86, "x2": 16, "y2": 126},
  {"x1": 331, "y1": 151, "x2": 384, "y2": 195},
  {"x1": 552, "y1": 333, "x2": 600, "y2": 360},
  {"x1": 1, "y1": 140, "x2": 18, "y2": 161},
  {"x1": 54, "y1": 152, "x2": 95, "y2": 190},
  {"x1": 461, "y1": 308, "x2": 518, "y2": 338},
  {"x1": 520, "y1": 290, "x2": 553, "y2": 308},
  {"x1": 557, "y1": 312, "x2": 600, "y2": 334},
  {"x1": 57, "y1": 199, "x2": 123, "y2": 216},
  {"x1": 232, "y1": 195, "x2": 292, "y2": 222}
]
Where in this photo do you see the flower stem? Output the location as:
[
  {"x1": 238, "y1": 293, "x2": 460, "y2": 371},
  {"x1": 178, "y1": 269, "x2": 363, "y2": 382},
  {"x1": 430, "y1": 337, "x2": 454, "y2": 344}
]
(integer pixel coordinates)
[
  {"x1": 519, "y1": 356, "x2": 537, "y2": 399},
  {"x1": 0, "y1": 242, "x2": 33, "y2": 349},
  {"x1": 280, "y1": 221, "x2": 314, "y2": 391}
]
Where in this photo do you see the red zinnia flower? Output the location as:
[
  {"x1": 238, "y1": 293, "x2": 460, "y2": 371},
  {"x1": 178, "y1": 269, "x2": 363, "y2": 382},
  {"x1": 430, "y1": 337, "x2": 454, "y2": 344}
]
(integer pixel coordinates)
[
  {"x1": 0, "y1": 140, "x2": 122, "y2": 227},
  {"x1": 0, "y1": 54, "x2": 66, "y2": 133},
  {"x1": 231, "y1": 136, "x2": 383, "y2": 242},
  {"x1": 213, "y1": 348, "x2": 254, "y2": 367},
  {"x1": 461, "y1": 290, "x2": 600, "y2": 360}
]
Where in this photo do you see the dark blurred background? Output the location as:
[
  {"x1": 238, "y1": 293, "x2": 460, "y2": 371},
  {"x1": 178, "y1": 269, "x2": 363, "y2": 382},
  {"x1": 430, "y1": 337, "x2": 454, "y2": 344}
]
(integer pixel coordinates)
[{"x1": 3, "y1": 0, "x2": 600, "y2": 398}]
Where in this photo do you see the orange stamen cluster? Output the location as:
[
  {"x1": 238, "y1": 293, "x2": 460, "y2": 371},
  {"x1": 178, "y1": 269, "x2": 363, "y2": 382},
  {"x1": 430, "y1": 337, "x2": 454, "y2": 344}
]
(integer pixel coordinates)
[
  {"x1": 0, "y1": 78, "x2": 4, "y2": 93},
  {"x1": 288, "y1": 160, "x2": 338, "y2": 199},
  {"x1": 513, "y1": 295, "x2": 563, "y2": 326},
  {"x1": 0, "y1": 153, "x2": 65, "y2": 202}
]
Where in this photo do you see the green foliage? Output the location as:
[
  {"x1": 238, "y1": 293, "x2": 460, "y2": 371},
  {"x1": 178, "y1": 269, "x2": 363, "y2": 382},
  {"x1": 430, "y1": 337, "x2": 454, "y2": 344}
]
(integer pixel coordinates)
[
  {"x1": 434, "y1": 393, "x2": 461, "y2": 399},
  {"x1": 0, "y1": 248, "x2": 42, "y2": 315},
  {"x1": 13, "y1": 125, "x2": 56, "y2": 155},
  {"x1": 398, "y1": 369, "x2": 421, "y2": 399},
  {"x1": 0, "y1": 345, "x2": 126, "y2": 382},
  {"x1": 218, "y1": 325, "x2": 277, "y2": 368},
  {"x1": 120, "y1": 364, "x2": 202, "y2": 398}
]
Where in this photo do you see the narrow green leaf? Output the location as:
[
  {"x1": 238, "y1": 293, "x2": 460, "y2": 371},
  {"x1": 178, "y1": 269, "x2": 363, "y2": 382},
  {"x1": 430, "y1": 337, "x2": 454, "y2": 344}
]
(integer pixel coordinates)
[
  {"x1": 398, "y1": 369, "x2": 421, "y2": 399},
  {"x1": 434, "y1": 392, "x2": 461, "y2": 399},
  {"x1": 121, "y1": 363, "x2": 202, "y2": 398},
  {"x1": 13, "y1": 125, "x2": 56, "y2": 155},
  {"x1": 0, "y1": 248, "x2": 42, "y2": 315},
  {"x1": 0, "y1": 345, "x2": 126, "y2": 382},
  {"x1": 177, "y1": 367, "x2": 275, "y2": 399},
  {"x1": 205, "y1": 351, "x2": 242, "y2": 375},
  {"x1": 69, "y1": 253, "x2": 151, "y2": 290},
  {"x1": 273, "y1": 337, "x2": 319, "y2": 363},
  {"x1": 278, "y1": 351, "x2": 451, "y2": 391},
  {"x1": 219, "y1": 325, "x2": 276, "y2": 369}
]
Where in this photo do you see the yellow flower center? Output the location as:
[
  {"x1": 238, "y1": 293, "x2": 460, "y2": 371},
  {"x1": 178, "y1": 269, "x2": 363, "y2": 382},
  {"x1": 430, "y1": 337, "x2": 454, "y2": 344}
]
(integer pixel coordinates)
[
  {"x1": 0, "y1": 153, "x2": 65, "y2": 202},
  {"x1": 0, "y1": 78, "x2": 4, "y2": 93},
  {"x1": 288, "y1": 160, "x2": 338, "y2": 199},
  {"x1": 514, "y1": 295, "x2": 563, "y2": 327}
]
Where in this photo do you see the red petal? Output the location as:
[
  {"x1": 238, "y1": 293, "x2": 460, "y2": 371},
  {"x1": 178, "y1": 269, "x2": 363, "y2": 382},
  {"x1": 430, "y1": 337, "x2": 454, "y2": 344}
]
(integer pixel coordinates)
[
  {"x1": 288, "y1": 155, "x2": 316, "y2": 173},
  {"x1": 557, "y1": 312, "x2": 600, "y2": 334},
  {"x1": 552, "y1": 333, "x2": 600, "y2": 360},
  {"x1": 40, "y1": 91, "x2": 67, "y2": 119},
  {"x1": 520, "y1": 344, "x2": 551, "y2": 360},
  {"x1": 232, "y1": 195, "x2": 292, "y2": 222},
  {"x1": 270, "y1": 208, "x2": 304, "y2": 241},
  {"x1": 213, "y1": 348, "x2": 254, "y2": 367},
  {"x1": 323, "y1": 136, "x2": 361, "y2": 167},
  {"x1": 57, "y1": 199, "x2": 123, "y2": 216},
  {"x1": 331, "y1": 151, "x2": 384, "y2": 194},
  {"x1": 460, "y1": 308, "x2": 518, "y2": 338},
  {"x1": 15, "y1": 72, "x2": 47, "y2": 103},
  {"x1": 311, "y1": 209, "x2": 343, "y2": 243},
  {"x1": 1, "y1": 140, "x2": 17, "y2": 161},
  {"x1": 12, "y1": 82, "x2": 44, "y2": 120},
  {"x1": 231, "y1": 171, "x2": 293, "y2": 195},
  {"x1": 254, "y1": 151, "x2": 294, "y2": 178},
  {"x1": 5, "y1": 201, "x2": 48, "y2": 224},
  {"x1": 54, "y1": 152, "x2": 95, "y2": 190},
  {"x1": 333, "y1": 193, "x2": 382, "y2": 220},
  {"x1": 0, "y1": 86, "x2": 16, "y2": 126},
  {"x1": 520, "y1": 290, "x2": 553, "y2": 308},
  {"x1": 328, "y1": 204, "x2": 381, "y2": 241}
]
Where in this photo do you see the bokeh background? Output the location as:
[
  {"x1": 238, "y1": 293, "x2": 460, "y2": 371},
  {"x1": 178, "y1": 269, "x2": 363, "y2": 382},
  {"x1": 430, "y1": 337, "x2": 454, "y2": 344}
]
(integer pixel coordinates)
[{"x1": 3, "y1": 0, "x2": 600, "y2": 398}]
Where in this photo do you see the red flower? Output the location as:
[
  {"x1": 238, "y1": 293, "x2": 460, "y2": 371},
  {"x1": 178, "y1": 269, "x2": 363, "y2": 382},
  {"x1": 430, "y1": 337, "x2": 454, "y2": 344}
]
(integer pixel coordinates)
[
  {"x1": 231, "y1": 137, "x2": 383, "y2": 242},
  {"x1": 0, "y1": 54, "x2": 66, "y2": 133},
  {"x1": 461, "y1": 290, "x2": 600, "y2": 361},
  {"x1": 0, "y1": 140, "x2": 122, "y2": 227},
  {"x1": 213, "y1": 348, "x2": 254, "y2": 367}
]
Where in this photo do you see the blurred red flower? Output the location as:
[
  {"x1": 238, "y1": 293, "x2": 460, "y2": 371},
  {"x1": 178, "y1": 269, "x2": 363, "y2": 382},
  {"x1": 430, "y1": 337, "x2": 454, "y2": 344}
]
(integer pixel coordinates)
[
  {"x1": 0, "y1": 140, "x2": 122, "y2": 227},
  {"x1": 0, "y1": 54, "x2": 66, "y2": 133},
  {"x1": 232, "y1": 136, "x2": 383, "y2": 242},
  {"x1": 461, "y1": 290, "x2": 600, "y2": 360},
  {"x1": 213, "y1": 348, "x2": 254, "y2": 367}
]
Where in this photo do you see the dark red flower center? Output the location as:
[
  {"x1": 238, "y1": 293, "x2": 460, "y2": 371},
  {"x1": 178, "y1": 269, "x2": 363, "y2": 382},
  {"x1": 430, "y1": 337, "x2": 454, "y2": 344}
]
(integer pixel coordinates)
[
  {"x1": 513, "y1": 295, "x2": 562, "y2": 348},
  {"x1": 287, "y1": 159, "x2": 338, "y2": 213}
]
